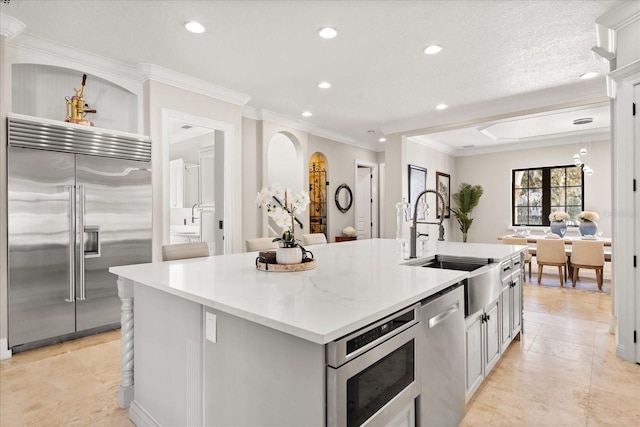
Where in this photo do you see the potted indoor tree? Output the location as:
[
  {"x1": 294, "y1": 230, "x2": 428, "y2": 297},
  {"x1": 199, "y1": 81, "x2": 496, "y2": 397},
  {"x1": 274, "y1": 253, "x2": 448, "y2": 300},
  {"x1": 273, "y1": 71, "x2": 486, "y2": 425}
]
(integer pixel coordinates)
[{"x1": 450, "y1": 182, "x2": 484, "y2": 243}]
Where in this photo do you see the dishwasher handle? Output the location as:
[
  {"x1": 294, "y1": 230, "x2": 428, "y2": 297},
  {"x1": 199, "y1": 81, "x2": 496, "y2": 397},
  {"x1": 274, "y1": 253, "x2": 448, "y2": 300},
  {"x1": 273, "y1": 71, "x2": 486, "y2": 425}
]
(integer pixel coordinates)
[{"x1": 428, "y1": 301, "x2": 460, "y2": 328}]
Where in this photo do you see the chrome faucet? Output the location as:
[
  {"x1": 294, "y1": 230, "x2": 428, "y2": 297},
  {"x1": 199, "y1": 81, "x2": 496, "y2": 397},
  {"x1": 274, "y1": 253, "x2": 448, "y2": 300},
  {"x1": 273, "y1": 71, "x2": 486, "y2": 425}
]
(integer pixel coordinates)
[
  {"x1": 191, "y1": 202, "x2": 201, "y2": 223},
  {"x1": 409, "y1": 189, "x2": 445, "y2": 258}
]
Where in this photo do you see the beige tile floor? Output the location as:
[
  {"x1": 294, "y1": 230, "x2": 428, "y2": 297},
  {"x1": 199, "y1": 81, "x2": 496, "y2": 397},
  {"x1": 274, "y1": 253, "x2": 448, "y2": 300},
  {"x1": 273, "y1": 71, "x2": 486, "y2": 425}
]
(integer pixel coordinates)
[
  {"x1": 1, "y1": 260, "x2": 637, "y2": 426},
  {"x1": 462, "y1": 259, "x2": 640, "y2": 427}
]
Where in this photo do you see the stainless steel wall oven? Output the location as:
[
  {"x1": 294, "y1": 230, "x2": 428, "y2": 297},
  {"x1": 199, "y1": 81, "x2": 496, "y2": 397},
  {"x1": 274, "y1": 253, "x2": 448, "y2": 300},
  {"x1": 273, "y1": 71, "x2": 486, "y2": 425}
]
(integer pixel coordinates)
[{"x1": 326, "y1": 303, "x2": 421, "y2": 427}]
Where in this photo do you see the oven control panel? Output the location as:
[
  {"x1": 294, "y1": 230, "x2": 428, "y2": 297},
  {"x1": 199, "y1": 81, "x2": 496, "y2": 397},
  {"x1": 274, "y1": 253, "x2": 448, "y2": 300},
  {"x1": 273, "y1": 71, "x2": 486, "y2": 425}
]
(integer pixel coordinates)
[
  {"x1": 327, "y1": 303, "x2": 420, "y2": 368},
  {"x1": 346, "y1": 310, "x2": 415, "y2": 354}
]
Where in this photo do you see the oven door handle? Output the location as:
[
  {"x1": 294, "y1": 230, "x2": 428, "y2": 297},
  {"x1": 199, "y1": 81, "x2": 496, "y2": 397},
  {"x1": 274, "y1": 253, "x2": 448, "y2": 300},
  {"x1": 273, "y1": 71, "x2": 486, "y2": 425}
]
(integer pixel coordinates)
[{"x1": 428, "y1": 301, "x2": 460, "y2": 328}]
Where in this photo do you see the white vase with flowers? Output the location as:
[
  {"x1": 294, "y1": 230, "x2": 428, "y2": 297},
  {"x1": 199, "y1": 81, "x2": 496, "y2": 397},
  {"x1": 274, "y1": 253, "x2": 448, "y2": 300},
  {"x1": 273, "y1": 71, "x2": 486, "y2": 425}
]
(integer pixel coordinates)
[
  {"x1": 548, "y1": 211, "x2": 569, "y2": 237},
  {"x1": 256, "y1": 184, "x2": 310, "y2": 264},
  {"x1": 578, "y1": 211, "x2": 599, "y2": 236}
]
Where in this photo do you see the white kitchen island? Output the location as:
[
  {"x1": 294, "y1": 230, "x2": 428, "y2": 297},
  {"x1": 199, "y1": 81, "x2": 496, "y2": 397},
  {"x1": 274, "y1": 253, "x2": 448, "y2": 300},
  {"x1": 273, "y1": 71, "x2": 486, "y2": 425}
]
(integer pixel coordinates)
[{"x1": 110, "y1": 239, "x2": 523, "y2": 426}]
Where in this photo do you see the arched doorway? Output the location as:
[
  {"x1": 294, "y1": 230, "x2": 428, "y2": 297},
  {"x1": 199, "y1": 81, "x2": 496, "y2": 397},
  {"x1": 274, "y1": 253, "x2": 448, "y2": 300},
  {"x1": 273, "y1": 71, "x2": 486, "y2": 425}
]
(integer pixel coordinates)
[{"x1": 309, "y1": 152, "x2": 328, "y2": 237}]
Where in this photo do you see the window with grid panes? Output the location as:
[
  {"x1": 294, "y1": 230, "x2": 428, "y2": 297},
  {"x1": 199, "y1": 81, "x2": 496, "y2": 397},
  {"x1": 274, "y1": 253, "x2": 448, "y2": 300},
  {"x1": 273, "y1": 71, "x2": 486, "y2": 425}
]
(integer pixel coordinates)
[{"x1": 512, "y1": 165, "x2": 584, "y2": 226}]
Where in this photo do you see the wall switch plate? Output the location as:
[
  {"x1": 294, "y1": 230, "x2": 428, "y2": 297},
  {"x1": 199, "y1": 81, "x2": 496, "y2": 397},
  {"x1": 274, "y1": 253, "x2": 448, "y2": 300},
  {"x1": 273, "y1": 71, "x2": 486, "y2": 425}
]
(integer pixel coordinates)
[{"x1": 205, "y1": 312, "x2": 217, "y2": 343}]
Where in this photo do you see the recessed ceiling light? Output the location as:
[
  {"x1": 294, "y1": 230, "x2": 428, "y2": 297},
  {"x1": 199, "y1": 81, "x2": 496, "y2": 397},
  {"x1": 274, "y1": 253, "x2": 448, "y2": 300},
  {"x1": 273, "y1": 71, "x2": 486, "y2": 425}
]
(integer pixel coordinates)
[
  {"x1": 424, "y1": 44, "x2": 443, "y2": 55},
  {"x1": 378, "y1": 137, "x2": 386, "y2": 142},
  {"x1": 302, "y1": 111, "x2": 313, "y2": 117},
  {"x1": 318, "y1": 81, "x2": 331, "y2": 89},
  {"x1": 579, "y1": 72, "x2": 598, "y2": 80},
  {"x1": 436, "y1": 104, "x2": 448, "y2": 110},
  {"x1": 318, "y1": 27, "x2": 337, "y2": 39},
  {"x1": 185, "y1": 21, "x2": 205, "y2": 34}
]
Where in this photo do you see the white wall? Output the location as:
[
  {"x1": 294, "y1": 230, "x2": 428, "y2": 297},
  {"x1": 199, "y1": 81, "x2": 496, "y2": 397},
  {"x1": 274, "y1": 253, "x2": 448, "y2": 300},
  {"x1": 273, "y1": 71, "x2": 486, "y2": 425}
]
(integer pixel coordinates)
[
  {"x1": 405, "y1": 139, "x2": 457, "y2": 242},
  {"x1": 268, "y1": 133, "x2": 303, "y2": 194},
  {"x1": 308, "y1": 134, "x2": 379, "y2": 242},
  {"x1": 144, "y1": 80, "x2": 244, "y2": 259},
  {"x1": 454, "y1": 139, "x2": 611, "y2": 243},
  {"x1": 241, "y1": 117, "x2": 261, "y2": 245}
]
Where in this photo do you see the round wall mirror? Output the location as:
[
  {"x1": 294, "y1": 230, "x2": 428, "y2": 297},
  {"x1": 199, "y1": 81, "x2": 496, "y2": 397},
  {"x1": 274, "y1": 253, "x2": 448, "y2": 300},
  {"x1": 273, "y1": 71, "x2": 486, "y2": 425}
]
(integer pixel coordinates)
[{"x1": 335, "y1": 183, "x2": 353, "y2": 213}]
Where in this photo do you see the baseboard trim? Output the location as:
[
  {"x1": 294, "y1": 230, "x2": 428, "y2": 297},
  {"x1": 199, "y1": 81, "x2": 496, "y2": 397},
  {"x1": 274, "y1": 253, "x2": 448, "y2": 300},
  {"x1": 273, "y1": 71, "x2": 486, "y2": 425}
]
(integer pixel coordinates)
[
  {"x1": 129, "y1": 401, "x2": 160, "y2": 427},
  {"x1": 0, "y1": 338, "x2": 12, "y2": 360}
]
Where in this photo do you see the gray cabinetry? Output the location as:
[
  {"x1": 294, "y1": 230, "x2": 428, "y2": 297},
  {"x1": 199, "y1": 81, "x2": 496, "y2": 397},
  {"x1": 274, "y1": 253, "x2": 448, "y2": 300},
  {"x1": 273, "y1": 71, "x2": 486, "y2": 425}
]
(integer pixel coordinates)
[
  {"x1": 500, "y1": 255, "x2": 524, "y2": 353},
  {"x1": 466, "y1": 252, "x2": 525, "y2": 402},
  {"x1": 465, "y1": 298, "x2": 500, "y2": 401}
]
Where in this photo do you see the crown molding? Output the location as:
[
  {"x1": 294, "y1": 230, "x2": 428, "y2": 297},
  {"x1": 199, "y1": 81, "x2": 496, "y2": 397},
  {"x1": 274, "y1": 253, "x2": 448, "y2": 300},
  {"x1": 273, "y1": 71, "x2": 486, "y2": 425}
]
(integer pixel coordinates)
[
  {"x1": 8, "y1": 31, "x2": 143, "y2": 94},
  {"x1": 310, "y1": 127, "x2": 383, "y2": 152},
  {"x1": 407, "y1": 135, "x2": 456, "y2": 155},
  {"x1": 138, "y1": 63, "x2": 251, "y2": 107},
  {"x1": 453, "y1": 129, "x2": 611, "y2": 157},
  {"x1": 382, "y1": 79, "x2": 608, "y2": 138},
  {"x1": 596, "y1": 0, "x2": 640, "y2": 31},
  {"x1": 241, "y1": 106, "x2": 261, "y2": 121},
  {"x1": 242, "y1": 106, "x2": 382, "y2": 152},
  {"x1": 241, "y1": 107, "x2": 316, "y2": 133},
  {"x1": 606, "y1": 59, "x2": 640, "y2": 99},
  {"x1": 0, "y1": 13, "x2": 25, "y2": 39},
  {"x1": 593, "y1": 1, "x2": 640, "y2": 62},
  {"x1": 410, "y1": 128, "x2": 609, "y2": 158}
]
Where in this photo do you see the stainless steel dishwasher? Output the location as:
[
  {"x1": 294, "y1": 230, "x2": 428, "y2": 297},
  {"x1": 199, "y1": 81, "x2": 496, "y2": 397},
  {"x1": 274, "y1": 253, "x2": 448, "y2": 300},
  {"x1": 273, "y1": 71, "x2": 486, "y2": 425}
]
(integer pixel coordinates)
[{"x1": 418, "y1": 283, "x2": 465, "y2": 427}]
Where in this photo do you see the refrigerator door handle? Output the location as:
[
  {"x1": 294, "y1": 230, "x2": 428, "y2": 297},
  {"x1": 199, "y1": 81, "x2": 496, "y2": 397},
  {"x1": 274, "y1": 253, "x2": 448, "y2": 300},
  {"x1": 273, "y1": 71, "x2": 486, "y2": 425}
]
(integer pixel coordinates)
[
  {"x1": 66, "y1": 185, "x2": 76, "y2": 302},
  {"x1": 78, "y1": 185, "x2": 86, "y2": 301}
]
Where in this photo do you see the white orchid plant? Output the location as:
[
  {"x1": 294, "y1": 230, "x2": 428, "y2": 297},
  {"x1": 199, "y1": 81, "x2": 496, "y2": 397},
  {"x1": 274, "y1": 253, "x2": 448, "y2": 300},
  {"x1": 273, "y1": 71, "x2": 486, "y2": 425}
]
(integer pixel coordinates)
[
  {"x1": 548, "y1": 211, "x2": 570, "y2": 222},
  {"x1": 255, "y1": 184, "x2": 310, "y2": 248},
  {"x1": 579, "y1": 211, "x2": 599, "y2": 222}
]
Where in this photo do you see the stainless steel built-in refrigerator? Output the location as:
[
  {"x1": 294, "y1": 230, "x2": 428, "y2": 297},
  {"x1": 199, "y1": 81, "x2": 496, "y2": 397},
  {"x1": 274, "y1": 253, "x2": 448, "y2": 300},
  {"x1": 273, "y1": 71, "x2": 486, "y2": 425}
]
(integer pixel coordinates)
[{"x1": 7, "y1": 114, "x2": 152, "y2": 351}]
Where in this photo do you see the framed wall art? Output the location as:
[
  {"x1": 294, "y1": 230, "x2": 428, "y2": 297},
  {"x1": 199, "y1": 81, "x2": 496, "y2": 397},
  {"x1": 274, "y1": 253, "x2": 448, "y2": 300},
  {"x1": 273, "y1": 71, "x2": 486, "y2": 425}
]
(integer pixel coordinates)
[
  {"x1": 436, "y1": 171, "x2": 451, "y2": 218},
  {"x1": 408, "y1": 164, "x2": 427, "y2": 220}
]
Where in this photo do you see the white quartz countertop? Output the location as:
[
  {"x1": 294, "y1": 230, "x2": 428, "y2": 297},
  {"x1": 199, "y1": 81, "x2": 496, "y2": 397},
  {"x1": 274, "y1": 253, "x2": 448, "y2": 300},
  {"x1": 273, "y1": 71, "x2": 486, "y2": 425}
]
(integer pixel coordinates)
[{"x1": 110, "y1": 239, "x2": 522, "y2": 344}]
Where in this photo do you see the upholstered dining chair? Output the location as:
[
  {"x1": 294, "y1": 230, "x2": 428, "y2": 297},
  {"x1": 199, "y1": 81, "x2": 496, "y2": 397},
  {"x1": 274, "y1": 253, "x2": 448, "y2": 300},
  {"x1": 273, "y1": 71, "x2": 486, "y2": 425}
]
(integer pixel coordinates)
[
  {"x1": 302, "y1": 233, "x2": 328, "y2": 246},
  {"x1": 245, "y1": 237, "x2": 279, "y2": 252},
  {"x1": 162, "y1": 242, "x2": 210, "y2": 261},
  {"x1": 536, "y1": 239, "x2": 568, "y2": 286},
  {"x1": 502, "y1": 237, "x2": 532, "y2": 280},
  {"x1": 570, "y1": 240, "x2": 605, "y2": 290}
]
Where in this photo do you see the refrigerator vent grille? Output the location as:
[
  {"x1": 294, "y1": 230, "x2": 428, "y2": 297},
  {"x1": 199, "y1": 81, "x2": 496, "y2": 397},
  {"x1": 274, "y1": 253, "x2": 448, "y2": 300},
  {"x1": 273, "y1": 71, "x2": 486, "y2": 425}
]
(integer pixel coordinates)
[{"x1": 8, "y1": 114, "x2": 151, "y2": 162}]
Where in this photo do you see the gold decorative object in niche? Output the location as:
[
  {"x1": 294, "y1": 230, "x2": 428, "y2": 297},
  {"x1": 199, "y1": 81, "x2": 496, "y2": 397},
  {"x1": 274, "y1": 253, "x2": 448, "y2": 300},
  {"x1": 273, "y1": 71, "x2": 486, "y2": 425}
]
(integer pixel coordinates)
[{"x1": 65, "y1": 74, "x2": 97, "y2": 126}]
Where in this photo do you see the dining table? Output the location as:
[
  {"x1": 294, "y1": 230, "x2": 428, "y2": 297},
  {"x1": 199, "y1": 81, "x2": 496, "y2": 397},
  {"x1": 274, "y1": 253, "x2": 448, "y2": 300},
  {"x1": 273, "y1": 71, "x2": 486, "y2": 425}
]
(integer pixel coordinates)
[{"x1": 498, "y1": 234, "x2": 612, "y2": 261}]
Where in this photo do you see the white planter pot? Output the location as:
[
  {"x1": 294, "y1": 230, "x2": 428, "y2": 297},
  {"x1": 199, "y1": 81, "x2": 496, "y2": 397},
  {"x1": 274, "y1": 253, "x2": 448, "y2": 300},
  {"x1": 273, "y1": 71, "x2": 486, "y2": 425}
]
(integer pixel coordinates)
[{"x1": 276, "y1": 247, "x2": 303, "y2": 265}]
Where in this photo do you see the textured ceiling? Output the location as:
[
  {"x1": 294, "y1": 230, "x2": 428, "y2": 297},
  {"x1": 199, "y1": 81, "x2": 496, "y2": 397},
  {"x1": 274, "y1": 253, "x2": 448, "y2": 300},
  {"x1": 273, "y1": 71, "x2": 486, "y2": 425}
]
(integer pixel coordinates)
[{"x1": 1, "y1": 0, "x2": 619, "y2": 151}]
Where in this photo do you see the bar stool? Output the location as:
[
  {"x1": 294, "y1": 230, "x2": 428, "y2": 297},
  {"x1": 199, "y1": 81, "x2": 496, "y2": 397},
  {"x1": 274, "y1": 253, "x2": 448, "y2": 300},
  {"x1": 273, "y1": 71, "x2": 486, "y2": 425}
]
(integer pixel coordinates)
[
  {"x1": 302, "y1": 233, "x2": 328, "y2": 246},
  {"x1": 245, "y1": 237, "x2": 279, "y2": 252},
  {"x1": 162, "y1": 242, "x2": 210, "y2": 261},
  {"x1": 570, "y1": 240, "x2": 605, "y2": 290},
  {"x1": 536, "y1": 239, "x2": 568, "y2": 286}
]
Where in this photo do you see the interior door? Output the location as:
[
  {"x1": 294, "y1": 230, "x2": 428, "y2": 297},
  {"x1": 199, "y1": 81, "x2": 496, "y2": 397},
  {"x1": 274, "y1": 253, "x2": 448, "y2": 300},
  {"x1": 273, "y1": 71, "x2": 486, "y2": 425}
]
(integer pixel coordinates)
[
  {"x1": 75, "y1": 154, "x2": 152, "y2": 331},
  {"x1": 356, "y1": 166, "x2": 372, "y2": 239},
  {"x1": 8, "y1": 147, "x2": 76, "y2": 347}
]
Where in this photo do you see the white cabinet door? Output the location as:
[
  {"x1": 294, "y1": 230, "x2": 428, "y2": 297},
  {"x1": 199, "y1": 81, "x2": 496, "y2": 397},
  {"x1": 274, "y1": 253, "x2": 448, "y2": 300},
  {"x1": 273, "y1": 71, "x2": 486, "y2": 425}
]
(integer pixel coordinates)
[
  {"x1": 500, "y1": 282, "x2": 511, "y2": 353},
  {"x1": 465, "y1": 311, "x2": 484, "y2": 402},
  {"x1": 169, "y1": 159, "x2": 184, "y2": 208},
  {"x1": 511, "y1": 271, "x2": 523, "y2": 337},
  {"x1": 484, "y1": 299, "x2": 501, "y2": 375}
]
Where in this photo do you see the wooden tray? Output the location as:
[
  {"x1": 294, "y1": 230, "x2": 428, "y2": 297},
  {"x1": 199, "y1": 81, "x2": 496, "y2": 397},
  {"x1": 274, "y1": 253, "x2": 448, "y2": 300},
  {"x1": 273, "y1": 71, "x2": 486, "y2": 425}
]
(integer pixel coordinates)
[{"x1": 256, "y1": 257, "x2": 316, "y2": 272}]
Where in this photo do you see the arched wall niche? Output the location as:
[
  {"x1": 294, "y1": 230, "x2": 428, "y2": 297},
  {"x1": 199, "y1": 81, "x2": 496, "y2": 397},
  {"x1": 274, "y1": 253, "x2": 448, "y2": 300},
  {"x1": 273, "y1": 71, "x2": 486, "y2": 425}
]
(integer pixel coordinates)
[
  {"x1": 11, "y1": 64, "x2": 138, "y2": 133},
  {"x1": 309, "y1": 152, "x2": 328, "y2": 237},
  {"x1": 267, "y1": 131, "x2": 304, "y2": 194},
  {"x1": 265, "y1": 131, "x2": 304, "y2": 237}
]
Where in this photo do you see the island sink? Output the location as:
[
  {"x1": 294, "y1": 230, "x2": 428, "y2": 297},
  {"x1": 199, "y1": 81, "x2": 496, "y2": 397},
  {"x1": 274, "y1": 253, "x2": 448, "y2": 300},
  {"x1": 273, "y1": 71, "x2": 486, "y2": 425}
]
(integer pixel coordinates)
[{"x1": 406, "y1": 255, "x2": 501, "y2": 317}]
